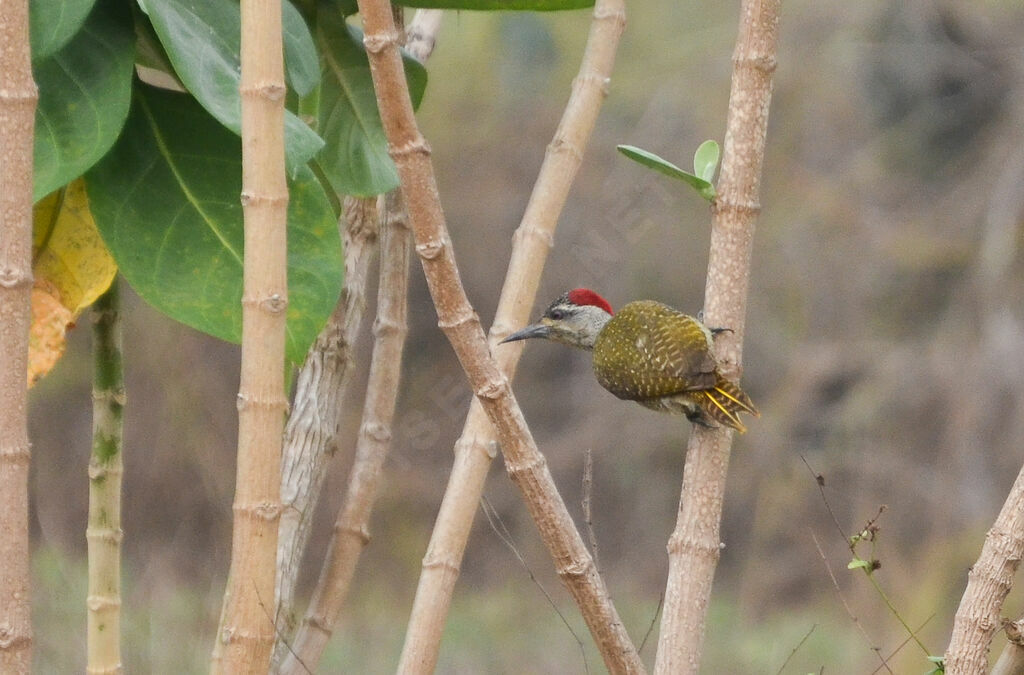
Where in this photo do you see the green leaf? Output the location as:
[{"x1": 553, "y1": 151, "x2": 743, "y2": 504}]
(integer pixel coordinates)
[
  {"x1": 847, "y1": 559, "x2": 871, "y2": 570},
  {"x1": 316, "y1": 17, "x2": 428, "y2": 196},
  {"x1": 616, "y1": 144, "x2": 716, "y2": 201},
  {"x1": 399, "y1": 0, "x2": 592, "y2": 9},
  {"x1": 33, "y1": 0, "x2": 135, "y2": 201},
  {"x1": 282, "y1": 0, "x2": 320, "y2": 97},
  {"x1": 141, "y1": 0, "x2": 325, "y2": 175},
  {"x1": 85, "y1": 86, "x2": 343, "y2": 364},
  {"x1": 693, "y1": 140, "x2": 720, "y2": 183},
  {"x1": 29, "y1": 0, "x2": 97, "y2": 60}
]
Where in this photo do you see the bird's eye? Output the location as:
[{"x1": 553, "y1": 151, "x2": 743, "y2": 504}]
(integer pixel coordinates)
[{"x1": 549, "y1": 309, "x2": 565, "y2": 320}]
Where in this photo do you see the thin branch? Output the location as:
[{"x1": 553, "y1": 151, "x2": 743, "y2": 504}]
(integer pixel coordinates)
[
  {"x1": 774, "y1": 624, "x2": 816, "y2": 675},
  {"x1": 87, "y1": 281, "x2": 125, "y2": 675},
  {"x1": 639, "y1": 594, "x2": 663, "y2": 655},
  {"x1": 272, "y1": 195, "x2": 378, "y2": 667},
  {"x1": 357, "y1": 0, "x2": 641, "y2": 671},
  {"x1": 811, "y1": 531, "x2": 893, "y2": 674},
  {"x1": 870, "y1": 614, "x2": 937, "y2": 675},
  {"x1": 0, "y1": 0, "x2": 37, "y2": 669},
  {"x1": 279, "y1": 189, "x2": 411, "y2": 674},
  {"x1": 480, "y1": 496, "x2": 590, "y2": 673},
  {"x1": 216, "y1": 0, "x2": 289, "y2": 670},
  {"x1": 397, "y1": 0, "x2": 628, "y2": 670},
  {"x1": 652, "y1": 1, "x2": 780, "y2": 672},
  {"x1": 946, "y1": 461, "x2": 1024, "y2": 672}
]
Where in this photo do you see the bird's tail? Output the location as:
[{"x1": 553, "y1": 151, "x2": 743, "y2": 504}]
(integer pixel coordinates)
[{"x1": 697, "y1": 376, "x2": 759, "y2": 433}]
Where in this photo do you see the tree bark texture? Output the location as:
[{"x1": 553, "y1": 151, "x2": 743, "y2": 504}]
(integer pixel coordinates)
[
  {"x1": 273, "y1": 196, "x2": 377, "y2": 665},
  {"x1": 946, "y1": 463, "x2": 1024, "y2": 674},
  {"x1": 653, "y1": 0, "x2": 780, "y2": 673},
  {"x1": 217, "y1": 0, "x2": 290, "y2": 671},
  {"x1": 0, "y1": 0, "x2": 37, "y2": 670}
]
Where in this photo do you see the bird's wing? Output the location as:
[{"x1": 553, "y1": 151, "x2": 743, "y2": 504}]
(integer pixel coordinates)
[{"x1": 593, "y1": 302, "x2": 718, "y2": 400}]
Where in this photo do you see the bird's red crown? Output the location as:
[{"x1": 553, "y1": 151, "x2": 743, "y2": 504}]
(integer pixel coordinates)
[{"x1": 567, "y1": 288, "x2": 613, "y2": 315}]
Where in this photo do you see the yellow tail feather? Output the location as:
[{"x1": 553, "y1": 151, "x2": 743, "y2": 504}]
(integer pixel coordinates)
[{"x1": 697, "y1": 378, "x2": 759, "y2": 433}]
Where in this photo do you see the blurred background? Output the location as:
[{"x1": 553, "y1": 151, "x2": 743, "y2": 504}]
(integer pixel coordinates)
[{"x1": 29, "y1": 0, "x2": 1024, "y2": 671}]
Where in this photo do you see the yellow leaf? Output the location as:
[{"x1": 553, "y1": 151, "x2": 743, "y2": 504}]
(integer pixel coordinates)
[
  {"x1": 29, "y1": 179, "x2": 117, "y2": 386},
  {"x1": 28, "y1": 283, "x2": 73, "y2": 388},
  {"x1": 33, "y1": 179, "x2": 117, "y2": 314}
]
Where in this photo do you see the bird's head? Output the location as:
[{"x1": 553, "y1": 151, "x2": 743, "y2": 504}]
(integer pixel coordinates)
[{"x1": 500, "y1": 288, "x2": 614, "y2": 350}]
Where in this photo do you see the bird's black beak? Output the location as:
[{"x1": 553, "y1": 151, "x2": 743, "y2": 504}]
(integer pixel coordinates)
[{"x1": 499, "y1": 322, "x2": 551, "y2": 344}]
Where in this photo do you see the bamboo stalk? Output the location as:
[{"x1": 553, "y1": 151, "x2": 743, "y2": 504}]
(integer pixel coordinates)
[
  {"x1": 273, "y1": 195, "x2": 378, "y2": 664},
  {"x1": 0, "y1": 0, "x2": 37, "y2": 670},
  {"x1": 357, "y1": 1, "x2": 641, "y2": 672},
  {"x1": 86, "y1": 281, "x2": 125, "y2": 675},
  {"x1": 652, "y1": 1, "x2": 780, "y2": 672},
  {"x1": 397, "y1": 0, "x2": 626, "y2": 671},
  {"x1": 271, "y1": 12, "x2": 441, "y2": 669},
  {"x1": 216, "y1": 0, "x2": 290, "y2": 670},
  {"x1": 279, "y1": 190, "x2": 411, "y2": 674}
]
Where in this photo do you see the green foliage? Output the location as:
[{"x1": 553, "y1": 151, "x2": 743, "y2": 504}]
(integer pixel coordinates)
[
  {"x1": 86, "y1": 87, "x2": 342, "y2": 364},
  {"x1": 29, "y1": 0, "x2": 430, "y2": 361},
  {"x1": 32, "y1": 0, "x2": 134, "y2": 201},
  {"x1": 139, "y1": 0, "x2": 325, "y2": 175},
  {"x1": 399, "y1": 0, "x2": 593, "y2": 10},
  {"x1": 616, "y1": 141, "x2": 719, "y2": 201},
  {"x1": 315, "y1": 17, "x2": 428, "y2": 196},
  {"x1": 926, "y1": 655, "x2": 945, "y2": 673},
  {"x1": 29, "y1": 0, "x2": 97, "y2": 60}
]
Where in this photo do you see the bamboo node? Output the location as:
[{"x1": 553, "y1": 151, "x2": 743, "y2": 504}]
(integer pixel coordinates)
[
  {"x1": 422, "y1": 553, "x2": 460, "y2": 574},
  {"x1": 233, "y1": 501, "x2": 283, "y2": 521},
  {"x1": 372, "y1": 316, "x2": 406, "y2": 337},
  {"x1": 304, "y1": 613, "x2": 334, "y2": 636},
  {"x1": 86, "y1": 527, "x2": 124, "y2": 544},
  {"x1": 256, "y1": 82, "x2": 286, "y2": 101},
  {"x1": 0, "y1": 622, "x2": 29, "y2": 649},
  {"x1": 557, "y1": 559, "x2": 590, "y2": 579},
  {"x1": 86, "y1": 594, "x2": 122, "y2": 611},
  {"x1": 572, "y1": 72, "x2": 611, "y2": 97},
  {"x1": 362, "y1": 29, "x2": 402, "y2": 53},
  {"x1": 666, "y1": 532, "x2": 723, "y2": 559},
  {"x1": 390, "y1": 138, "x2": 431, "y2": 158},
  {"x1": 236, "y1": 392, "x2": 289, "y2": 411},
  {"x1": 415, "y1": 239, "x2": 446, "y2": 260},
  {"x1": 513, "y1": 224, "x2": 556, "y2": 248},
  {"x1": 0, "y1": 268, "x2": 32, "y2": 288},
  {"x1": 92, "y1": 387, "x2": 127, "y2": 406},
  {"x1": 336, "y1": 522, "x2": 371, "y2": 544},
  {"x1": 0, "y1": 442, "x2": 31, "y2": 463},
  {"x1": 592, "y1": 6, "x2": 627, "y2": 25},
  {"x1": 545, "y1": 136, "x2": 585, "y2": 163},
  {"x1": 437, "y1": 308, "x2": 477, "y2": 330},
  {"x1": 474, "y1": 377, "x2": 507, "y2": 400},
  {"x1": 506, "y1": 453, "x2": 548, "y2": 479},
  {"x1": 361, "y1": 421, "x2": 391, "y2": 442}
]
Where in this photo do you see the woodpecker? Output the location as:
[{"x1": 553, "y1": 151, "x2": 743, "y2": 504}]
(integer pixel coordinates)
[{"x1": 501, "y1": 288, "x2": 759, "y2": 432}]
